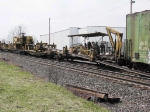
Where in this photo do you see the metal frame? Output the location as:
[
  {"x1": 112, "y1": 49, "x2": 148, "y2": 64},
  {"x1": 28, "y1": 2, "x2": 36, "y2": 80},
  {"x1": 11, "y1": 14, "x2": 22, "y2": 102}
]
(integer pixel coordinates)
[{"x1": 68, "y1": 32, "x2": 108, "y2": 55}]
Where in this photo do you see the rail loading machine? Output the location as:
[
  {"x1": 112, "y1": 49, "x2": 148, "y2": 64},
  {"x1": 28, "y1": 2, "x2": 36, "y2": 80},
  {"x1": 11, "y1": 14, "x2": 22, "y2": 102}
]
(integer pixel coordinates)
[{"x1": 58, "y1": 28, "x2": 124, "y2": 65}]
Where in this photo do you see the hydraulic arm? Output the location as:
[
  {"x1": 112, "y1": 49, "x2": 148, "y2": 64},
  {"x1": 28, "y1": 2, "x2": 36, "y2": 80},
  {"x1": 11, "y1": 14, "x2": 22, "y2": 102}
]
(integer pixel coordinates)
[{"x1": 106, "y1": 27, "x2": 123, "y2": 58}]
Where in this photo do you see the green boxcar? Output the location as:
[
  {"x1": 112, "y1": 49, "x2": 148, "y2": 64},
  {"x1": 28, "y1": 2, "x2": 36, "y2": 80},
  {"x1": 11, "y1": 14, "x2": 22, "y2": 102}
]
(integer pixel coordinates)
[{"x1": 126, "y1": 10, "x2": 150, "y2": 65}]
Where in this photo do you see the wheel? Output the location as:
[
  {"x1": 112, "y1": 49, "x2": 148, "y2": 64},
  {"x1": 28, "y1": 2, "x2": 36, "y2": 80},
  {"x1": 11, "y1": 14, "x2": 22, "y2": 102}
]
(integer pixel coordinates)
[
  {"x1": 55, "y1": 55, "x2": 59, "y2": 61},
  {"x1": 133, "y1": 63, "x2": 149, "y2": 72},
  {"x1": 71, "y1": 57, "x2": 74, "y2": 62}
]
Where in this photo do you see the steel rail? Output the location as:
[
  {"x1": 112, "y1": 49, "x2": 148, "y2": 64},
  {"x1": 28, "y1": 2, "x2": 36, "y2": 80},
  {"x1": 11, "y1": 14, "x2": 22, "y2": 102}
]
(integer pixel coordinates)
[
  {"x1": 2, "y1": 51, "x2": 150, "y2": 77},
  {"x1": 51, "y1": 63, "x2": 150, "y2": 88},
  {"x1": 1, "y1": 52, "x2": 150, "y2": 89},
  {"x1": 96, "y1": 60, "x2": 150, "y2": 77}
]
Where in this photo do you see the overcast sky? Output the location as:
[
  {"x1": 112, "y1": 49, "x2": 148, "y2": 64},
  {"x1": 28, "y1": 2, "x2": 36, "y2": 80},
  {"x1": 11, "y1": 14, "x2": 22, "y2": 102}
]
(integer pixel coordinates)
[{"x1": 0, "y1": 0, "x2": 150, "y2": 41}]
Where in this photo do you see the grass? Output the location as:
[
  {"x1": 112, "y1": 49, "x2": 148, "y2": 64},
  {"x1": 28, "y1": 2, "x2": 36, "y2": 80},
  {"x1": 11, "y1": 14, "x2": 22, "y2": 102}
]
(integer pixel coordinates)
[{"x1": 0, "y1": 61, "x2": 109, "y2": 112}]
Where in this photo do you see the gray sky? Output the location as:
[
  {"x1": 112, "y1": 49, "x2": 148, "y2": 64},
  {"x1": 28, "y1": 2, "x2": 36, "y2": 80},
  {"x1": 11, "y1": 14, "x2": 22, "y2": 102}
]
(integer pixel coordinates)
[{"x1": 0, "y1": 0, "x2": 150, "y2": 41}]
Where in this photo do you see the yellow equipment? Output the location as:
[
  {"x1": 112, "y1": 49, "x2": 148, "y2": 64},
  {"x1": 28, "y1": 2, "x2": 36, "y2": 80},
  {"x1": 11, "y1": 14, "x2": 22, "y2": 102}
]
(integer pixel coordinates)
[
  {"x1": 34, "y1": 41, "x2": 47, "y2": 51},
  {"x1": 13, "y1": 33, "x2": 34, "y2": 50},
  {"x1": 106, "y1": 27, "x2": 123, "y2": 58}
]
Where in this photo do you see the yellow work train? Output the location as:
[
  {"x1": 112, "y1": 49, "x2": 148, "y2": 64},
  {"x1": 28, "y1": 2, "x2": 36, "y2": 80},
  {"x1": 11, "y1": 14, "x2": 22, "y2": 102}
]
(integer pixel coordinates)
[{"x1": 0, "y1": 33, "x2": 57, "y2": 58}]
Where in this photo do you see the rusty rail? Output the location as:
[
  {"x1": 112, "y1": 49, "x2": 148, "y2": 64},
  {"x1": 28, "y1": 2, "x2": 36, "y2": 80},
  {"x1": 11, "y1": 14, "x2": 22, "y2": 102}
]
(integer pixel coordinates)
[{"x1": 66, "y1": 84, "x2": 120, "y2": 104}]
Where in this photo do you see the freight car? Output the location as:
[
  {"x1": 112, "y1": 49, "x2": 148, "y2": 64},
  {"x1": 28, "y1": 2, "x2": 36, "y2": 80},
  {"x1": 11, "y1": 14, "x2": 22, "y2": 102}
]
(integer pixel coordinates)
[{"x1": 125, "y1": 10, "x2": 150, "y2": 72}]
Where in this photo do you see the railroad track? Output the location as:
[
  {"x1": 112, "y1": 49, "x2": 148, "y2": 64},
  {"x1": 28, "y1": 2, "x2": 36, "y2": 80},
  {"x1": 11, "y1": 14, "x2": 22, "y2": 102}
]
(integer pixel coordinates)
[
  {"x1": 1, "y1": 52, "x2": 150, "y2": 90},
  {"x1": 96, "y1": 60, "x2": 150, "y2": 78},
  {"x1": 2, "y1": 51, "x2": 150, "y2": 77},
  {"x1": 52, "y1": 62, "x2": 150, "y2": 89}
]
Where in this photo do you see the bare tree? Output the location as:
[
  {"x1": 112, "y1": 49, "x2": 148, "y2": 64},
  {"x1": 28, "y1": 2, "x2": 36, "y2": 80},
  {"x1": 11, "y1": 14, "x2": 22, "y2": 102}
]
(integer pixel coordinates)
[
  {"x1": 9, "y1": 25, "x2": 26, "y2": 38},
  {"x1": 2, "y1": 39, "x2": 5, "y2": 43}
]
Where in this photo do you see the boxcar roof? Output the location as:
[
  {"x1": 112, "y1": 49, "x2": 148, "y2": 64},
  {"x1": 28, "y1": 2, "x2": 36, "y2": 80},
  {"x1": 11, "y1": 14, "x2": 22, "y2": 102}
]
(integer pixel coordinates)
[{"x1": 68, "y1": 32, "x2": 108, "y2": 37}]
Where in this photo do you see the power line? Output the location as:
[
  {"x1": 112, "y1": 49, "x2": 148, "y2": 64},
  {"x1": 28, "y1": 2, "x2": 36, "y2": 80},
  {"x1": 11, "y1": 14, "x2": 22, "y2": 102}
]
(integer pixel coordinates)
[
  {"x1": 51, "y1": 0, "x2": 124, "y2": 20},
  {"x1": 27, "y1": 1, "x2": 129, "y2": 33},
  {"x1": 25, "y1": 0, "x2": 148, "y2": 32},
  {"x1": 26, "y1": 1, "x2": 116, "y2": 27},
  {"x1": 27, "y1": 0, "x2": 124, "y2": 27},
  {"x1": 51, "y1": 2, "x2": 130, "y2": 25},
  {"x1": 50, "y1": 0, "x2": 119, "y2": 19},
  {"x1": 27, "y1": 18, "x2": 48, "y2": 27}
]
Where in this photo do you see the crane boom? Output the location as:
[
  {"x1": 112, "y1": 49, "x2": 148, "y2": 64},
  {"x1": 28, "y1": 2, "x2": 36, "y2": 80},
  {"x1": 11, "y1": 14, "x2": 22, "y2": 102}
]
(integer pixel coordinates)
[{"x1": 106, "y1": 27, "x2": 123, "y2": 58}]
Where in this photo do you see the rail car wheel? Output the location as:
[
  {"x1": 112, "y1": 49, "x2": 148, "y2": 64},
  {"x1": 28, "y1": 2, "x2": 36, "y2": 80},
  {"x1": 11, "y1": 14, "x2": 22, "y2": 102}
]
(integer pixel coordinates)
[
  {"x1": 55, "y1": 54, "x2": 64, "y2": 61},
  {"x1": 61, "y1": 55, "x2": 64, "y2": 61},
  {"x1": 125, "y1": 60, "x2": 133, "y2": 69},
  {"x1": 127, "y1": 64, "x2": 133, "y2": 69},
  {"x1": 19, "y1": 52, "x2": 22, "y2": 55},
  {"x1": 47, "y1": 54, "x2": 53, "y2": 59},
  {"x1": 71, "y1": 57, "x2": 74, "y2": 62},
  {"x1": 133, "y1": 63, "x2": 150, "y2": 72},
  {"x1": 116, "y1": 58, "x2": 125, "y2": 66},
  {"x1": 55, "y1": 55, "x2": 60, "y2": 61}
]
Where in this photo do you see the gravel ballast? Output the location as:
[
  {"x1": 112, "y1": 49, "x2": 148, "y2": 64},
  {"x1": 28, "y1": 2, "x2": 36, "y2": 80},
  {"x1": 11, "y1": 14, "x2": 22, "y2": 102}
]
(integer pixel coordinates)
[{"x1": 0, "y1": 52, "x2": 150, "y2": 111}]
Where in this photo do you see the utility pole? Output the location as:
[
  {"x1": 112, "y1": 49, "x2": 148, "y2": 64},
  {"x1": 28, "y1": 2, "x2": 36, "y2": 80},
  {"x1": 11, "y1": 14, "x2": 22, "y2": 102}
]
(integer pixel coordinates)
[
  {"x1": 130, "y1": 0, "x2": 135, "y2": 14},
  {"x1": 49, "y1": 18, "x2": 50, "y2": 45}
]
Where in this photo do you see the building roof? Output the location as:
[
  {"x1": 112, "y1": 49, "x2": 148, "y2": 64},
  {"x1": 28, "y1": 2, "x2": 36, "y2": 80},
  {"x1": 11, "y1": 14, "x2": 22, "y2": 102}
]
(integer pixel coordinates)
[{"x1": 68, "y1": 32, "x2": 108, "y2": 37}]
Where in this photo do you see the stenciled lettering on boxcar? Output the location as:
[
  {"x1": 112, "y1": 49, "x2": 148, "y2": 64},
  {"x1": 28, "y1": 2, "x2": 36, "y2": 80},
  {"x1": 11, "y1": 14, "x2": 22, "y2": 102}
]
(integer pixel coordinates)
[
  {"x1": 147, "y1": 49, "x2": 150, "y2": 64},
  {"x1": 145, "y1": 49, "x2": 150, "y2": 64},
  {"x1": 139, "y1": 41, "x2": 147, "y2": 50},
  {"x1": 139, "y1": 41, "x2": 148, "y2": 60}
]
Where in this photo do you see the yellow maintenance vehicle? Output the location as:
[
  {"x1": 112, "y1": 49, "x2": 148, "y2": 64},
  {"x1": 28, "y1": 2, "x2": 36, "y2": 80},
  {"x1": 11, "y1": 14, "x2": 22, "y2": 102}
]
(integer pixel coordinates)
[
  {"x1": 27, "y1": 41, "x2": 57, "y2": 58},
  {"x1": 11, "y1": 33, "x2": 34, "y2": 53}
]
